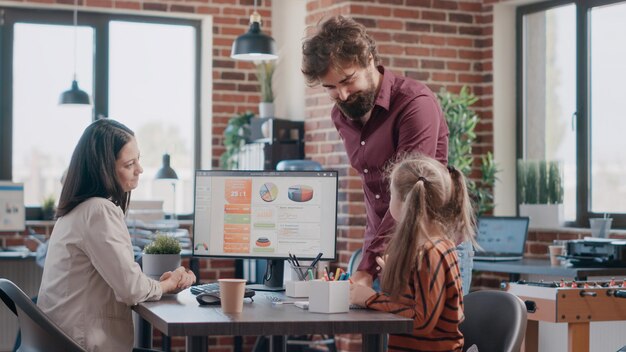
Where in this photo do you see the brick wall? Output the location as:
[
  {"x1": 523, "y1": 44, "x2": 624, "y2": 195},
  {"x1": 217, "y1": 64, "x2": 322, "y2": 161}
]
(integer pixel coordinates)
[{"x1": 5, "y1": 0, "x2": 602, "y2": 351}]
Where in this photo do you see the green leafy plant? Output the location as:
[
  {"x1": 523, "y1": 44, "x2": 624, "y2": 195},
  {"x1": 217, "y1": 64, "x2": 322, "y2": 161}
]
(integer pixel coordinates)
[
  {"x1": 548, "y1": 161, "x2": 564, "y2": 203},
  {"x1": 219, "y1": 111, "x2": 255, "y2": 169},
  {"x1": 524, "y1": 160, "x2": 539, "y2": 204},
  {"x1": 144, "y1": 234, "x2": 182, "y2": 255},
  {"x1": 517, "y1": 159, "x2": 563, "y2": 204},
  {"x1": 256, "y1": 61, "x2": 275, "y2": 103},
  {"x1": 437, "y1": 86, "x2": 499, "y2": 215}
]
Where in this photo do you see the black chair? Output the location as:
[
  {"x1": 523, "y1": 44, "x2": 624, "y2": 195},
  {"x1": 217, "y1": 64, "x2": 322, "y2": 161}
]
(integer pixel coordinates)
[
  {"x1": 459, "y1": 290, "x2": 527, "y2": 352},
  {"x1": 0, "y1": 278, "x2": 86, "y2": 352}
]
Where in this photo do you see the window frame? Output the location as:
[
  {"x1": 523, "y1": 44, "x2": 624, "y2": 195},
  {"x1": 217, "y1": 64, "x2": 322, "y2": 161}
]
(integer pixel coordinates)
[
  {"x1": 0, "y1": 7, "x2": 202, "y2": 213},
  {"x1": 516, "y1": 0, "x2": 626, "y2": 228}
]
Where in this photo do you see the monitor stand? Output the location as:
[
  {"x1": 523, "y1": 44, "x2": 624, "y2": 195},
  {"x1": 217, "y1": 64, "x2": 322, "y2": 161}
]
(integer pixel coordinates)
[{"x1": 246, "y1": 259, "x2": 286, "y2": 292}]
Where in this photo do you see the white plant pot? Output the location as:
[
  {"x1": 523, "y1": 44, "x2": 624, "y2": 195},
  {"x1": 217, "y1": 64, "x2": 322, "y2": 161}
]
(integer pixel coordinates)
[
  {"x1": 519, "y1": 203, "x2": 564, "y2": 228},
  {"x1": 142, "y1": 253, "x2": 181, "y2": 280},
  {"x1": 259, "y1": 102, "x2": 274, "y2": 119}
]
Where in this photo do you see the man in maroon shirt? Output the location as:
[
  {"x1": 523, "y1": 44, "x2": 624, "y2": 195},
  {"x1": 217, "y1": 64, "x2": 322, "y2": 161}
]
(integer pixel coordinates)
[{"x1": 301, "y1": 16, "x2": 449, "y2": 287}]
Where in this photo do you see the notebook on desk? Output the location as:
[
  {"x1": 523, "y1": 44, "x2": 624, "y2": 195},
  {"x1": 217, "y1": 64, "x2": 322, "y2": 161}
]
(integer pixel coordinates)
[{"x1": 473, "y1": 216, "x2": 529, "y2": 261}]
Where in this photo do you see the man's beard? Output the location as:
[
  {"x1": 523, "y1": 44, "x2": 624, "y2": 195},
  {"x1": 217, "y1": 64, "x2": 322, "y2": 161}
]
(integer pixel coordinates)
[{"x1": 336, "y1": 74, "x2": 377, "y2": 121}]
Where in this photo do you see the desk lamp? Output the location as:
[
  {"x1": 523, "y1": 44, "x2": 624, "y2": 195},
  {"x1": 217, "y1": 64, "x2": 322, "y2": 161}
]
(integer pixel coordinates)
[
  {"x1": 230, "y1": 0, "x2": 277, "y2": 61},
  {"x1": 155, "y1": 153, "x2": 178, "y2": 219}
]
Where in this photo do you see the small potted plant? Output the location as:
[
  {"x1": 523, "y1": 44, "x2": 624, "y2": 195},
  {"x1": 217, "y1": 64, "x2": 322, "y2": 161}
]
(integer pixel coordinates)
[
  {"x1": 255, "y1": 60, "x2": 276, "y2": 118},
  {"x1": 518, "y1": 159, "x2": 564, "y2": 228},
  {"x1": 142, "y1": 233, "x2": 182, "y2": 279},
  {"x1": 41, "y1": 195, "x2": 56, "y2": 220}
]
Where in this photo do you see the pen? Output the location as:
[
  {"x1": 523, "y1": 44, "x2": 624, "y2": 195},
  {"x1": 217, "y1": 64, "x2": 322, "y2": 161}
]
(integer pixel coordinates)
[
  {"x1": 308, "y1": 269, "x2": 315, "y2": 281},
  {"x1": 334, "y1": 268, "x2": 341, "y2": 281},
  {"x1": 323, "y1": 266, "x2": 330, "y2": 281},
  {"x1": 309, "y1": 252, "x2": 323, "y2": 270},
  {"x1": 344, "y1": 272, "x2": 353, "y2": 283}
]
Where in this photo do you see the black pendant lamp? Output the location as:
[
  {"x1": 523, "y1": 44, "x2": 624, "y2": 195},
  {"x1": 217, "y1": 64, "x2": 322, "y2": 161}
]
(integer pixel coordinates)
[
  {"x1": 155, "y1": 154, "x2": 178, "y2": 180},
  {"x1": 59, "y1": 0, "x2": 91, "y2": 105},
  {"x1": 231, "y1": 0, "x2": 278, "y2": 61}
]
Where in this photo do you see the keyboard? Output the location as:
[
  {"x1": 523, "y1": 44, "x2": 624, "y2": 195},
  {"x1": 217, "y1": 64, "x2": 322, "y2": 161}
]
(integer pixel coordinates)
[{"x1": 190, "y1": 282, "x2": 256, "y2": 299}]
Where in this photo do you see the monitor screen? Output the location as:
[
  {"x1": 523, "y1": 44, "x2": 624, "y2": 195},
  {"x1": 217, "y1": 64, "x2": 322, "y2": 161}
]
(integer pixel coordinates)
[
  {"x1": 0, "y1": 182, "x2": 25, "y2": 232},
  {"x1": 192, "y1": 170, "x2": 338, "y2": 261}
]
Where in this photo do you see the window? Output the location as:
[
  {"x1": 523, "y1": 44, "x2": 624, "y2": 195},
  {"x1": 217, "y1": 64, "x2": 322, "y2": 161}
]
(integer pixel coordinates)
[
  {"x1": 517, "y1": 0, "x2": 626, "y2": 227},
  {"x1": 0, "y1": 8, "x2": 201, "y2": 215}
]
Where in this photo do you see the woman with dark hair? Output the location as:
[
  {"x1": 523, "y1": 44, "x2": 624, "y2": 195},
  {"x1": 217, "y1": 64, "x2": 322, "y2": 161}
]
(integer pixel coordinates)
[{"x1": 37, "y1": 118, "x2": 195, "y2": 352}]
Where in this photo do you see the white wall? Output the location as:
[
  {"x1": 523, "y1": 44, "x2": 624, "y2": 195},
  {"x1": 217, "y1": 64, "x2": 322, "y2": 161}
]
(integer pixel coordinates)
[
  {"x1": 493, "y1": 2, "x2": 519, "y2": 215},
  {"x1": 271, "y1": 0, "x2": 307, "y2": 121}
]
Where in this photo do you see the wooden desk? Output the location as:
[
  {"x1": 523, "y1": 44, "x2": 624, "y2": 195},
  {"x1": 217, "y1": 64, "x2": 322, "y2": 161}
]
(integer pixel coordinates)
[
  {"x1": 133, "y1": 290, "x2": 413, "y2": 352},
  {"x1": 473, "y1": 258, "x2": 626, "y2": 281}
]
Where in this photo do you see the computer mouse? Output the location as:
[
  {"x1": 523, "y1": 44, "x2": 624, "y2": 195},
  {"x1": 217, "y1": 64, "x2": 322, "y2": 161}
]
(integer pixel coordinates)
[{"x1": 196, "y1": 292, "x2": 221, "y2": 305}]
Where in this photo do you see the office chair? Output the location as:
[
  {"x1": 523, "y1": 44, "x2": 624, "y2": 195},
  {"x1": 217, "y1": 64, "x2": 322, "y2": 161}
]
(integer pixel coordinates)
[
  {"x1": 0, "y1": 278, "x2": 87, "y2": 352},
  {"x1": 459, "y1": 290, "x2": 527, "y2": 352}
]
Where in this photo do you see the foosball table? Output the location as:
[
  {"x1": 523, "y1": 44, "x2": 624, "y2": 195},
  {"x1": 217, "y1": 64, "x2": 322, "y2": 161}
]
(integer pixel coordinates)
[{"x1": 504, "y1": 279, "x2": 626, "y2": 352}]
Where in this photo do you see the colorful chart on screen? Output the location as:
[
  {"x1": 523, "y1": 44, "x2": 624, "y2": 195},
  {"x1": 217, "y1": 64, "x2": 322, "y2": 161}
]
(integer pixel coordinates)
[
  {"x1": 288, "y1": 185, "x2": 314, "y2": 202},
  {"x1": 259, "y1": 182, "x2": 279, "y2": 202}
]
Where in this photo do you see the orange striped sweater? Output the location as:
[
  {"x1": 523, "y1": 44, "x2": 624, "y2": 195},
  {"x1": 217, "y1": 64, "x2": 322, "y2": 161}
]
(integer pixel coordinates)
[{"x1": 365, "y1": 239, "x2": 464, "y2": 352}]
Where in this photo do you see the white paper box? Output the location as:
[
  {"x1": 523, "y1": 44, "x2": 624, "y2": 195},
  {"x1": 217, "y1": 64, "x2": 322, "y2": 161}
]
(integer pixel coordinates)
[
  {"x1": 286, "y1": 280, "x2": 310, "y2": 298},
  {"x1": 308, "y1": 280, "x2": 349, "y2": 314}
]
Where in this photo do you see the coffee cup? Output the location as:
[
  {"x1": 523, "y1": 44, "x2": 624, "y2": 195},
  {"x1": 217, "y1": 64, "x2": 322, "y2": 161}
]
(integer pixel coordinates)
[{"x1": 218, "y1": 278, "x2": 247, "y2": 313}]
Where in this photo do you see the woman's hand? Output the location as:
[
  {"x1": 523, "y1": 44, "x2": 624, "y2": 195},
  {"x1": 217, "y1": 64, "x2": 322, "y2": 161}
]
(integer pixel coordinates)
[
  {"x1": 350, "y1": 282, "x2": 376, "y2": 307},
  {"x1": 159, "y1": 266, "x2": 196, "y2": 294}
]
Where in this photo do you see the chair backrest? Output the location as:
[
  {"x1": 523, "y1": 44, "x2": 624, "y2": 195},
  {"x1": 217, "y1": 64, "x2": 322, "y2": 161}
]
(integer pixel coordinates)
[
  {"x1": 0, "y1": 278, "x2": 86, "y2": 352},
  {"x1": 459, "y1": 290, "x2": 527, "y2": 352},
  {"x1": 347, "y1": 248, "x2": 363, "y2": 275}
]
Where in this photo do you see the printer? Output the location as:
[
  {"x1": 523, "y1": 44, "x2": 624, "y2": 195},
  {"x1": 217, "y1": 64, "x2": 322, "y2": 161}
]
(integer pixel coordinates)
[{"x1": 565, "y1": 238, "x2": 626, "y2": 267}]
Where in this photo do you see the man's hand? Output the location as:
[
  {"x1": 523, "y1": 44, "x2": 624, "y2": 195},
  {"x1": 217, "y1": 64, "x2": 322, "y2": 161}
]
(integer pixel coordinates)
[{"x1": 351, "y1": 270, "x2": 373, "y2": 287}]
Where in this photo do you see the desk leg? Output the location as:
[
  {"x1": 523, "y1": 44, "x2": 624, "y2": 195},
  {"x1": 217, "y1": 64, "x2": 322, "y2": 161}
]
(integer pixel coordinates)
[
  {"x1": 187, "y1": 336, "x2": 209, "y2": 352},
  {"x1": 567, "y1": 322, "x2": 590, "y2": 352},
  {"x1": 137, "y1": 316, "x2": 152, "y2": 348},
  {"x1": 268, "y1": 336, "x2": 286, "y2": 352},
  {"x1": 362, "y1": 334, "x2": 384, "y2": 352},
  {"x1": 523, "y1": 320, "x2": 538, "y2": 352}
]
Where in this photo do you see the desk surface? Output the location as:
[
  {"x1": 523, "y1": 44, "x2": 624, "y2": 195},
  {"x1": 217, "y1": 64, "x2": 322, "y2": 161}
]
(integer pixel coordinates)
[
  {"x1": 473, "y1": 258, "x2": 626, "y2": 279},
  {"x1": 134, "y1": 289, "x2": 413, "y2": 338}
]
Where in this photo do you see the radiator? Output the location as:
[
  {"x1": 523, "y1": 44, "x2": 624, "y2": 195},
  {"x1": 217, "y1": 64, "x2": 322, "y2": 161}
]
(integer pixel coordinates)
[{"x1": 0, "y1": 260, "x2": 43, "y2": 352}]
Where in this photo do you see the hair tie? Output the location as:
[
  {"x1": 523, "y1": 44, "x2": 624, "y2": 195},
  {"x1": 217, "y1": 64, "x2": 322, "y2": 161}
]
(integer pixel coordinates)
[
  {"x1": 447, "y1": 165, "x2": 456, "y2": 173},
  {"x1": 417, "y1": 176, "x2": 427, "y2": 183}
]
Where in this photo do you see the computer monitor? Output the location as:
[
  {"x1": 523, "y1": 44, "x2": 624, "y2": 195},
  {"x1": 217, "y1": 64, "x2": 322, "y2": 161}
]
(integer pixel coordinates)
[
  {"x1": 0, "y1": 182, "x2": 25, "y2": 232},
  {"x1": 192, "y1": 170, "x2": 338, "y2": 290}
]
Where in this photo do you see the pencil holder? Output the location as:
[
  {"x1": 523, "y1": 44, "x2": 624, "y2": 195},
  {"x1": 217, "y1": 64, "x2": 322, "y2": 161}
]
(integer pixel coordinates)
[
  {"x1": 308, "y1": 280, "x2": 349, "y2": 314},
  {"x1": 285, "y1": 280, "x2": 310, "y2": 298},
  {"x1": 289, "y1": 265, "x2": 317, "y2": 281}
]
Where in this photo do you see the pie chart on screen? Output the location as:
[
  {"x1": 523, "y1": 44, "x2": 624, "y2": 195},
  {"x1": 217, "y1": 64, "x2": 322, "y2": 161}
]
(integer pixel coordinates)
[
  {"x1": 259, "y1": 182, "x2": 279, "y2": 202},
  {"x1": 288, "y1": 185, "x2": 314, "y2": 202}
]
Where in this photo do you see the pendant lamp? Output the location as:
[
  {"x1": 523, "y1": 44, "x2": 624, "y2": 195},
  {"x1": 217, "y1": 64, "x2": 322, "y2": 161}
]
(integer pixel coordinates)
[
  {"x1": 230, "y1": 0, "x2": 278, "y2": 61},
  {"x1": 155, "y1": 153, "x2": 178, "y2": 219},
  {"x1": 59, "y1": 0, "x2": 91, "y2": 105}
]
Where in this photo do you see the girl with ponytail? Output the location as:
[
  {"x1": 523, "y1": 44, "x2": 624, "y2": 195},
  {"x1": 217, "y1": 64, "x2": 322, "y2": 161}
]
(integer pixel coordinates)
[{"x1": 350, "y1": 154, "x2": 476, "y2": 352}]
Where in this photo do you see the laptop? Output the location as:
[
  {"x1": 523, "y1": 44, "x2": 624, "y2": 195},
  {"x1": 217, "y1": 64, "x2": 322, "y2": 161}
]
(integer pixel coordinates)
[{"x1": 473, "y1": 216, "x2": 529, "y2": 261}]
